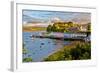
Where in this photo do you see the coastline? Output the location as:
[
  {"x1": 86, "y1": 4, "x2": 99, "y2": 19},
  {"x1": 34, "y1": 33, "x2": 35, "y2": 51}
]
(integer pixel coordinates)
[{"x1": 44, "y1": 41, "x2": 91, "y2": 61}]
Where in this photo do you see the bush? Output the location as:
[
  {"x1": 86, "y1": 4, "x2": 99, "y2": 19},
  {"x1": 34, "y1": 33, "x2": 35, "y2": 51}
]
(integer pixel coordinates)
[
  {"x1": 23, "y1": 57, "x2": 33, "y2": 62},
  {"x1": 47, "y1": 25, "x2": 52, "y2": 32},
  {"x1": 69, "y1": 42, "x2": 91, "y2": 60},
  {"x1": 44, "y1": 42, "x2": 91, "y2": 61}
]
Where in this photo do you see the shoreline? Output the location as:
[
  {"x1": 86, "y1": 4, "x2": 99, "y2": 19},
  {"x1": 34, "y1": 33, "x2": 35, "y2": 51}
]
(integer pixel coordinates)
[
  {"x1": 43, "y1": 41, "x2": 77, "y2": 60},
  {"x1": 43, "y1": 41, "x2": 91, "y2": 61}
]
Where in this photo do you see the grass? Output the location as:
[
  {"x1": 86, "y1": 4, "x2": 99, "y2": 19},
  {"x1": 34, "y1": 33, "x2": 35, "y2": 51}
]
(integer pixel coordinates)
[{"x1": 23, "y1": 26, "x2": 47, "y2": 32}]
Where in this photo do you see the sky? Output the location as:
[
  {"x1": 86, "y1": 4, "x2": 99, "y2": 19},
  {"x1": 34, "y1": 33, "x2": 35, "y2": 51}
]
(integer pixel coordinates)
[{"x1": 22, "y1": 10, "x2": 91, "y2": 24}]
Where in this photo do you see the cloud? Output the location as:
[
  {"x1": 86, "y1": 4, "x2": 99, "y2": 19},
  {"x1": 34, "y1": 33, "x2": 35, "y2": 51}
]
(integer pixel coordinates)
[{"x1": 23, "y1": 10, "x2": 91, "y2": 25}]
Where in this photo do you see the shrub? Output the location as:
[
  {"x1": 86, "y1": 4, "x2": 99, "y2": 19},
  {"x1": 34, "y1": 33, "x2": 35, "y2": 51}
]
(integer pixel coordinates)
[
  {"x1": 23, "y1": 57, "x2": 33, "y2": 62},
  {"x1": 44, "y1": 42, "x2": 91, "y2": 61}
]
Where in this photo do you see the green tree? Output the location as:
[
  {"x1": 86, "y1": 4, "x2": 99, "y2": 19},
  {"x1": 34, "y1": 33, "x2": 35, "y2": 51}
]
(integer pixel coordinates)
[
  {"x1": 52, "y1": 24, "x2": 57, "y2": 32},
  {"x1": 47, "y1": 25, "x2": 52, "y2": 32},
  {"x1": 67, "y1": 21, "x2": 73, "y2": 27},
  {"x1": 87, "y1": 23, "x2": 91, "y2": 31}
]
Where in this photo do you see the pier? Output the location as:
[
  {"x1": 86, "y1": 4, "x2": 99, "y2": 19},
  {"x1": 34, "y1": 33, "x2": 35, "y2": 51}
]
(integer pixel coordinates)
[{"x1": 31, "y1": 32, "x2": 90, "y2": 41}]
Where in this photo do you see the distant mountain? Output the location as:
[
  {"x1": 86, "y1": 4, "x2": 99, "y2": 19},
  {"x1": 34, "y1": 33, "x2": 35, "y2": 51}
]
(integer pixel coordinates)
[
  {"x1": 23, "y1": 14, "x2": 47, "y2": 24},
  {"x1": 51, "y1": 17, "x2": 63, "y2": 23},
  {"x1": 23, "y1": 13, "x2": 91, "y2": 26}
]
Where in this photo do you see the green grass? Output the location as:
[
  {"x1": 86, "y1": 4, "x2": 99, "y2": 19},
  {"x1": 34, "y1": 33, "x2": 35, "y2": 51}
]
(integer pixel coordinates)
[{"x1": 23, "y1": 26, "x2": 47, "y2": 32}]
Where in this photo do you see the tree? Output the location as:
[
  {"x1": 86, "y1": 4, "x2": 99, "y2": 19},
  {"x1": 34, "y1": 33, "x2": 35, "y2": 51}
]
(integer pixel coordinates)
[
  {"x1": 51, "y1": 24, "x2": 57, "y2": 32},
  {"x1": 47, "y1": 25, "x2": 52, "y2": 32},
  {"x1": 67, "y1": 21, "x2": 73, "y2": 27},
  {"x1": 87, "y1": 23, "x2": 91, "y2": 31}
]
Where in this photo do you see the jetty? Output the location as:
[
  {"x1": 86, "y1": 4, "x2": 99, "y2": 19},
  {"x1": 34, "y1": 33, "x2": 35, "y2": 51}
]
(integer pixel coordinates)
[{"x1": 31, "y1": 32, "x2": 90, "y2": 41}]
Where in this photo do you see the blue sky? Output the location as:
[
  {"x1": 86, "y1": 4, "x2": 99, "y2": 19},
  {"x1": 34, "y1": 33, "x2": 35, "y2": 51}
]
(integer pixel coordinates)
[{"x1": 23, "y1": 10, "x2": 91, "y2": 24}]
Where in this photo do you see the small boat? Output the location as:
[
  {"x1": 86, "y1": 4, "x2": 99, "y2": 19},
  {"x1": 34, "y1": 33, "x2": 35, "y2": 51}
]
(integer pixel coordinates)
[{"x1": 41, "y1": 43, "x2": 44, "y2": 45}]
